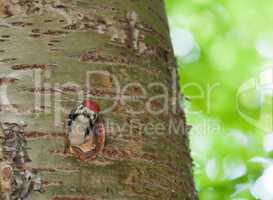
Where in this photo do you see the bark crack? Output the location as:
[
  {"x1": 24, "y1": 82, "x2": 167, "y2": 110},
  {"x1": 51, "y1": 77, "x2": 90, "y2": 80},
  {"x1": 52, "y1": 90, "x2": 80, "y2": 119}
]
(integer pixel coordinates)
[{"x1": 0, "y1": 122, "x2": 43, "y2": 200}]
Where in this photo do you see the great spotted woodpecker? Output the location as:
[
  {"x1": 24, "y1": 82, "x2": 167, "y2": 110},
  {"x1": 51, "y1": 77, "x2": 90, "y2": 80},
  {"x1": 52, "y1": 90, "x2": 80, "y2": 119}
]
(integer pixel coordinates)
[{"x1": 65, "y1": 100, "x2": 105, "y2": 161}]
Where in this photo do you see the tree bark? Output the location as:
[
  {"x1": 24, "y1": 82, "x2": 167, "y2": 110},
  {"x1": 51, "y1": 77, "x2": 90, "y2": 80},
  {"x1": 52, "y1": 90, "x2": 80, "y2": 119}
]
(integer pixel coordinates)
[{"x1": 0, "y1": 0, "x2": 197, "y2": 199}]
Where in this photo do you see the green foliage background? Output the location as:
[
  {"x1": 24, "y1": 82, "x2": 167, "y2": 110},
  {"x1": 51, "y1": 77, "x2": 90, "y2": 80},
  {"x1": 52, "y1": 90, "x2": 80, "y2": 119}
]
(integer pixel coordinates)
[{"x1": 165, "y1": 0, "x2": 273, "y2": 199}]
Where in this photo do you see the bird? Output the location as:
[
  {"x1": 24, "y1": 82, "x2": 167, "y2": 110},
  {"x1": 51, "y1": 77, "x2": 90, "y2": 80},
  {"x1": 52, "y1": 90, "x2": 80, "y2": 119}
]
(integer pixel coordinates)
[{"x1": 65, "y1": 100, "x2": 105, "y2": 161}]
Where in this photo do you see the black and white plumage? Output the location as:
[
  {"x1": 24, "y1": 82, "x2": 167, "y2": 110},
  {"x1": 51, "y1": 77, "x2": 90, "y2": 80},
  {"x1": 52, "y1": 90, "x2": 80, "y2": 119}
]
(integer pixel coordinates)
[{"x1": 65, "y1": 100, "x2": 101, "y2": 157}]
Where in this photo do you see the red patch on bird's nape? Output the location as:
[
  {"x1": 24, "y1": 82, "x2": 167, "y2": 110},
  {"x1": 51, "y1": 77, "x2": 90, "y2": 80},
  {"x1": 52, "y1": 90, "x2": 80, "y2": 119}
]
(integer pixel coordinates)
[{"x1": 83, "y1": 100, "x2": 100, "y2": 113}]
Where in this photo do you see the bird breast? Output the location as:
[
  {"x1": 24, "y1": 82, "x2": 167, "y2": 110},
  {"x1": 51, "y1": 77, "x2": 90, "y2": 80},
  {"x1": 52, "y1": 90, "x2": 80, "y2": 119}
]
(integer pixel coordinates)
[{"x1": 69, "y1": 116, "x2": 92, "y2": 146}]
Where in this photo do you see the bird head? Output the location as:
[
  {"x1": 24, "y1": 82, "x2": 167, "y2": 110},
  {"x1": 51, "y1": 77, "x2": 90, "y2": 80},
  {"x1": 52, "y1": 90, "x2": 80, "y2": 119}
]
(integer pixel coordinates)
[
  {"x1": 81, "y1": 100, "x2": 100, "y2": 125},
  {"x1": 83, "y1": 100, "x2": 100, "y2": 113}
]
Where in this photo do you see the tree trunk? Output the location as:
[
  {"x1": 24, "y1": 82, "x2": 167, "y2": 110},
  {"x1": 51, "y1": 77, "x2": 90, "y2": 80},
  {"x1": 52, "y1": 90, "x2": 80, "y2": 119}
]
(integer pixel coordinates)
[{"x1": 0, "y1": 0, "x2": 197, "y2": 199}]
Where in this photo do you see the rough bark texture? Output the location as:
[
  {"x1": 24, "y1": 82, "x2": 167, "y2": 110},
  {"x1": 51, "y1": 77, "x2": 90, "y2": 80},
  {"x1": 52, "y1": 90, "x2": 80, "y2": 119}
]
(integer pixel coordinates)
[{"x1": 0, "y1": 0, "x2": 197, "y2": 199}]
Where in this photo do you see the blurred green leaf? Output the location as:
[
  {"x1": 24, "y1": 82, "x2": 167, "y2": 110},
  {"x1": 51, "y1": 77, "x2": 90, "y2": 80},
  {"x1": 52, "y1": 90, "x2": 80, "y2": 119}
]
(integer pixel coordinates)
[{"x1": 165, "y1": 0, "x2": 273, "y2": 199}]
